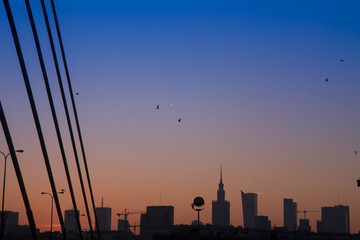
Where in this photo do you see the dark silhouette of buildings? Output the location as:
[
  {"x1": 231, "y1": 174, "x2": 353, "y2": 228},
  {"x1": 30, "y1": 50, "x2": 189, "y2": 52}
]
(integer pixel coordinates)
[
  {"x1": 140, "y1": 205, "x2": 174, "y2": 240},
  {"x1": 95, "y1": 198, "x2": 112, "y2": 232},
  {"x1": 317, "y1": 204, "x2": 350, "y2": 234},
  {"x1": 0, "y1": 211, "x2": 18, "y2": 235},
  {"x1": 118, "y1": 219, "x2": 131, "y2": 232},
  {"x1": 299, "y1": 218, "x2": 311, "y2": 232},
  {"x1": 254, "y1": 215, "x2": 271, "y2": 230},
  {"x1": 64, "y1": 209, "x2": 79, "y2": 234},
  {"x1": 241, "y1": 191, "x2": 257, "y2": 229},
  {"x1": 212, "y1": 166, "x2": 230, "y2": 226},
  {"x1": 283, "y1": 198, "x2": 297, "y2": 231}
]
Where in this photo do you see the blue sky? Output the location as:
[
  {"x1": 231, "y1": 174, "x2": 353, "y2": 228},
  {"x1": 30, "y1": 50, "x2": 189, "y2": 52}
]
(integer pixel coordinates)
[{"x1": 1, "y1": 0, "x2": 360, "y2": 232}]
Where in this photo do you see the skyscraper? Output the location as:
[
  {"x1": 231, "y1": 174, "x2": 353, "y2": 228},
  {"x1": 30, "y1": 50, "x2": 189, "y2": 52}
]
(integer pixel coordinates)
[
  {"x1": 283, "y1": 198, "x2": 297, "y2": 231},
  {"x1": 95, "y1": 198, "x2": 112, "y2": 232},
  {"x1": 241, "y1": 191, "x2": 257, "y2": 229},
  {"x1": 317, "y1": 205, "x2": 349, "y2": 234},
  {"x1": 212, "y1": 166, "x2": 230, "y2": 226}
]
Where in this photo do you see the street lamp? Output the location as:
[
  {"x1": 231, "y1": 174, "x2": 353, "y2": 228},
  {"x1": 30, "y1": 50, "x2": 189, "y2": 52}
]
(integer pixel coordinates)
[
  {"x1": 41, "y1": 189, "x2": 65, "y2": 240},
  {"x1": 0, "y1": 149, "x2": 23, "y2": 240},
  {"x1": 192, "y1": 196, "x2": 205, "y2": 238}
]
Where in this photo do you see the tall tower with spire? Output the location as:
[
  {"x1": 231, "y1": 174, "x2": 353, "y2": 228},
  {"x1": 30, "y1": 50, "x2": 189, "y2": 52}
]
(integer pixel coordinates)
[
  {"x1": 95, "y1": 197, "x2": 112, "y2": 231},
  {"x1": 212, "y1": 166, "x2": 230, "y2": 226}
]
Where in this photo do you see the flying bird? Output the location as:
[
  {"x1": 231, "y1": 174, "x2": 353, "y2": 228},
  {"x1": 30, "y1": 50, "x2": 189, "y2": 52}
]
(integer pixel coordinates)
[
  {"x1": 178, "y1": 118, "x2": 181, "y2": 123},
  {"x1": 76, "y1": 92, "x2": 79, "y2": 95},
  {"x1": 355, "y1": 151, "x2": 358, "y2": 155},
  {"x1": 325, "y1": 78, "x2": 329, "y2": 82},
  {"x1": 340, "y1": 59, "x2": 344, "y2": 62},
  {"x1": 156, "y1": 104, "x2": 159, "y2": 109}
]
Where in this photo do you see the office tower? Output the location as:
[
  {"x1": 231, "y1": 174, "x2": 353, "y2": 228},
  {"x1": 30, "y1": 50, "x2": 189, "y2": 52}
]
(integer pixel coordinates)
[
  {"x1": 283, "y1": 198, "x2": 297, "y2": 231},
  {"x1": 212, "y1": 166, "x2": 230, "y2": 226},
  {"x1": 0, "y1": 211, "x2": 19, "y2": 234},
  {"x1": 140, "y1": 206, "x2": 174, "y2": 240},
  {"x1": 317, "y1": 205, "x2": 349, "y2": 234},
  {"x1": 64, "y1": 209, "x2": 79, "y2": 234},
  {"x1": 241, "y1": 191, "x2": 257, "y2": 229},
  {"x1": 254, "y1": 216, "x2": 271, "y2": 230},
  {"x1": 95, "y1": 198, "x2": 112, "y2": 231}
]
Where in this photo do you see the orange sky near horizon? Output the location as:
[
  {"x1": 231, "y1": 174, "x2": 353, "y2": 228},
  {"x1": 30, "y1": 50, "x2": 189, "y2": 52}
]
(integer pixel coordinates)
[{"x1": 1, "y1": 0, "x2": 360, "y2": 235}]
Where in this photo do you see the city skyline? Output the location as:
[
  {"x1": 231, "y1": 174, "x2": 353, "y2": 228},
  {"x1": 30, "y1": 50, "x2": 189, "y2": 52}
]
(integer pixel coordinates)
[
  {"x1": 0, "y1": 167, "x2": 356, "y2": 233},
  {"x1": 1, "y1": 0, "x2": 360, "y2": 235}
]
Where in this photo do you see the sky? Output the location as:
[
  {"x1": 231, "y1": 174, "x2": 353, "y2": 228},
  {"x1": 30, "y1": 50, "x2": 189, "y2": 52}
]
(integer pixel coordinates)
[{"x1": 1, "y1": 0, "x2": 360, "y2": 234}]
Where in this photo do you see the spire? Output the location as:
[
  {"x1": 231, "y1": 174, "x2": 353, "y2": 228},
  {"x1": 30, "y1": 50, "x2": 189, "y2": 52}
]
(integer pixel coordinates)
[
  {"x1": 220, "y1": 165, "x2": 223, "y2": 184},
  {"x1": 217, "y1": 165, "x2": 225, "y2": 201}
]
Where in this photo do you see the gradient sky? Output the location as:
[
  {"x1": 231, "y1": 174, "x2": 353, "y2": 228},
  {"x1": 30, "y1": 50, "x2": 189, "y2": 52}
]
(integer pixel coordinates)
[{"x1": 1, "y1": 0, "x2": 360, "y2": 233}]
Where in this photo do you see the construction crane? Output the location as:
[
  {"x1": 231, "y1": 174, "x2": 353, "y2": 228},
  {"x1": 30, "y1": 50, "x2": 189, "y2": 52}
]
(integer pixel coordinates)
[
  {"x1": 297, "y1": 210, "x2": 320, "y2": 219},
  {"x1": 116, "y1": 208, "x2": 145, "y2": 220}
]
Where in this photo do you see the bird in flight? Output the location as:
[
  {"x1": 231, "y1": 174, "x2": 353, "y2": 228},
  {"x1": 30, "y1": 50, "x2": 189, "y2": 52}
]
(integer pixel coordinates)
[
  {"x1": 178, "y1": 118, "x2": 181, "y2": 123},
  {"x1": 355, "y1": 151, "x2": 358, "y2": 155},
  {"x1": 76, "y1": 92, "x2": 79, "y2": 95},
  {"x1": 156, "y1": 104, "x2": 159, "y2": 109},
  {"x1": 325, "y1": 78, "x2": 329, "y2": 82},
  {"x1": 340, "y1": 59, "x2": 344, "y2": 62}
]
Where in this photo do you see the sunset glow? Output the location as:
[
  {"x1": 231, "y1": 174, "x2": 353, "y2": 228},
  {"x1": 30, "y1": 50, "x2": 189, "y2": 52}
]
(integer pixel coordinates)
[{"x1": 1, "y1": 0, "x2": 360, "y2": 235}]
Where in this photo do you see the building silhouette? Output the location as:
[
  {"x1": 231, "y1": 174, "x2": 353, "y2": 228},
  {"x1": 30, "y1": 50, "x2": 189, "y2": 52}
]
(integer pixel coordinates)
[
  {"x1": 283, "y1": 198, "x2": 297, "y2": 231},
  {"x1": 317, "y1": 204, "x2": 349, "y2": 234},
  {"x1": 95, "y1": 198, "x2": 112, "y2": 231},
  {"x1": 298, "y1": 219, "x2": 311, "y2": 232},
  {"x1": 241, "y1": 191, "x2": 257, "y2": 229},
  {"x1": 118, "y1": 219, "x2": 131, "y2": 232},
  {"x1": 140, "y1": 206, "x2": 174, "y2": 240},
  {"x1": 212, "y1": 166, "x2": 230, "y2": 226},
  {"x1": 64, "y1": 209, "x2": 79, "y2": 234},
  {"x1": 254, "y1": 215, "x2": 271, "y2": 230},
  {"x1": 0, "y1": 211, "x2": 18, "y2": 235}
]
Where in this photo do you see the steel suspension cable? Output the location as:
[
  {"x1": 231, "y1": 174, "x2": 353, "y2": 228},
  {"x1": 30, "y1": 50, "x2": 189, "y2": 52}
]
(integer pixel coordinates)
[
  {"x1": 49, "y1": 0, "x2": 102, "y2": 239},
  {"x1": 39, "y1": 0, "x2": 95, "y2": 239},
  {"x1": 2, "y1": 1, "x2": 68, "y2": 239},
  {"x1": 24, "y1": 1, "x2": 83, "y2": 239}
]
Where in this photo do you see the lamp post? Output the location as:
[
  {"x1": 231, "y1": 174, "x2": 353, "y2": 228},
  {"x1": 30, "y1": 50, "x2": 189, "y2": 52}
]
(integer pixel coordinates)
[
  {"x1": 0, "y1": 149, "x2": 23, "y2": 240},
  {"x1": 192, "y1": 196, "x2": 205, "y2": 239},
  {"x1": 41, "y1": 189, "x2": 65, "y2": 240}
]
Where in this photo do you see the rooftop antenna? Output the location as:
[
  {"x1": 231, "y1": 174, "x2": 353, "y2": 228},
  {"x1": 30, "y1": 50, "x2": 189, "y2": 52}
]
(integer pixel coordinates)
[
  {"x1": 101, "y1": 197, "x2": 104, "y2": 208},
  {"x1": 337, "y1": 194, "x2": 339, "y2": 205},
  {"x1": 160, "y1": 193, "x2": 162, "y2": 205}
]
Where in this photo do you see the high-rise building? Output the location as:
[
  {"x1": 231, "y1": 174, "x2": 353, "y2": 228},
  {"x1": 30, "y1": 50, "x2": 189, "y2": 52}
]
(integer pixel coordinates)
[
  {"x1": 283, "y1": 198, "x2": 297, "y2": 231},
  {"x1": 64, "y1": 209, "x2": 79, "y2": 234},
  {"x1": 212, "y1": 166, "x2": 230, "y2": 226},
  {"x1": 0, "y1": 211, "x2": 19, "y2": 234},
  {"x1": 317, "y1": 205, "x2": 349, "y2": 234},
  {"x1": 241, "y1": 191, "x2": 257, "y2": 229},
  {"x1": 140, "y1": 206, "x2": 174, "y2": 240},
  {"x1": 95, "y1": 198, "x2": 112, "y2": 232}
]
